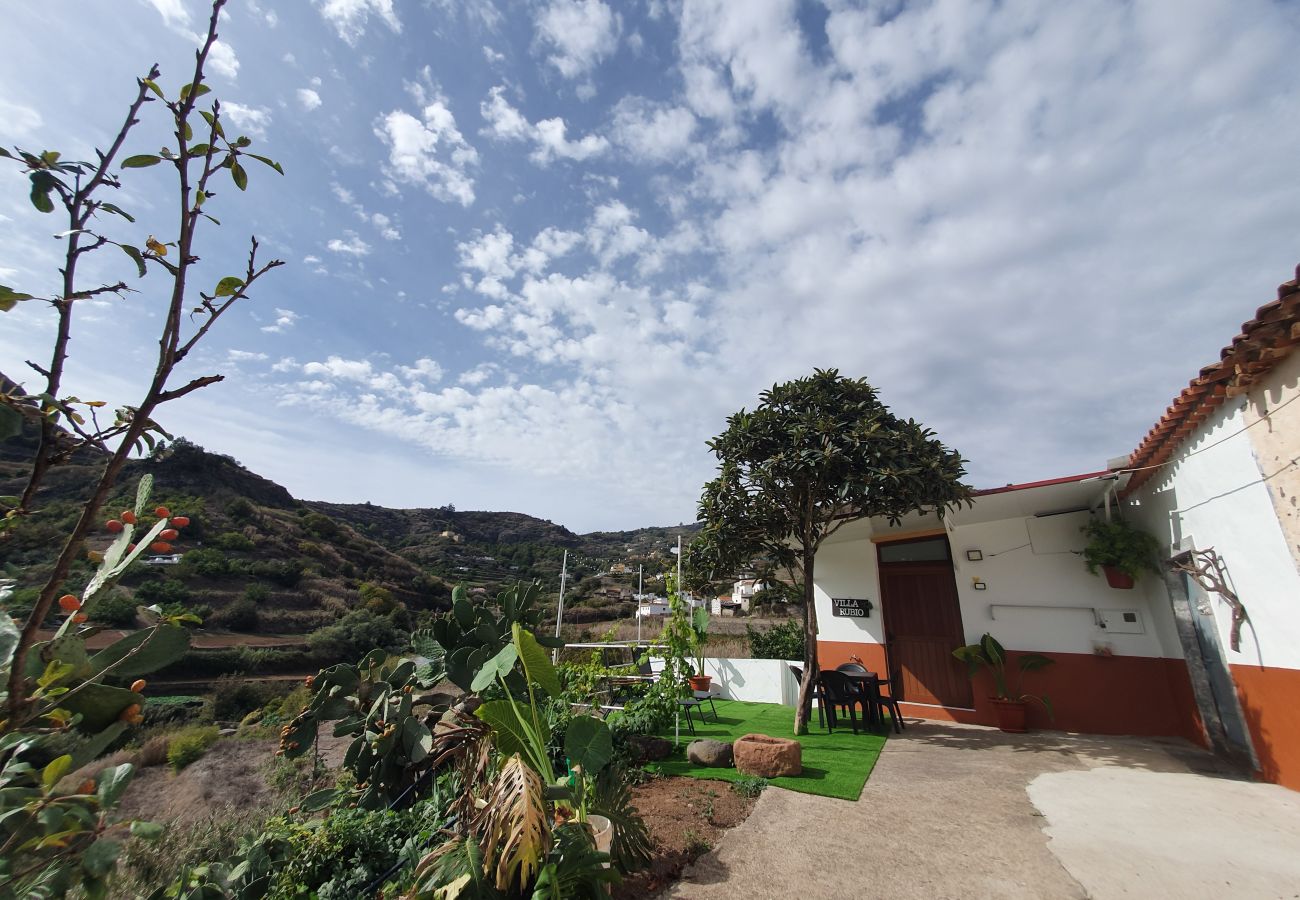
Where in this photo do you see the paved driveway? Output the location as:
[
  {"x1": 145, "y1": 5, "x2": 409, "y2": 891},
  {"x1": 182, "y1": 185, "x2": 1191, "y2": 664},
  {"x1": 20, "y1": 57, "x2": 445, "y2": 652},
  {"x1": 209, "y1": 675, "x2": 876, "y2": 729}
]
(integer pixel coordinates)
[{"x1": 663, "y1": 720, "x2": 1300, "y2": 899}]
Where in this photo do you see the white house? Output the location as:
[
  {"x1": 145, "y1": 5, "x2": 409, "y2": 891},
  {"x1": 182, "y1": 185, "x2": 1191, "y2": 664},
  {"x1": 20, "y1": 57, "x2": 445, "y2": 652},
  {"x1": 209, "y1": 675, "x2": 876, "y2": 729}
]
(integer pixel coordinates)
[{"x1": 812, "y1": 264, "x2": 1300, "y2": 792}]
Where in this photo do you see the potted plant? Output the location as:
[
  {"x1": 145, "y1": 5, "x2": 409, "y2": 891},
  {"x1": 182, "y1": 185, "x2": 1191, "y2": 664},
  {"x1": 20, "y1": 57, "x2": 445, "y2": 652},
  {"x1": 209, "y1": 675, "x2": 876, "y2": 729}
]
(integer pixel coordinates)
[
  {"x1": 952, "y1": 633, "x2": 1055, "y2": 733},
  {"x1": 687, "y1": 606, "x2": 712, "y2": 692},
  {"x1": 1081, "y1": 516, "x2": 1161, "y2": 589}
]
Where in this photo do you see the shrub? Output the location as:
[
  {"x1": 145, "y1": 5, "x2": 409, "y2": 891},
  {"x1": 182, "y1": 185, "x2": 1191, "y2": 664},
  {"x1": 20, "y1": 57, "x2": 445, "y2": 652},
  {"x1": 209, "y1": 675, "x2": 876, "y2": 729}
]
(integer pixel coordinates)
[
  {"x1": 213, "y1": 530, "x2": 256, "y2": 551},
  {"x1": 210, "y1": 596, "x2": 258, "y2": 631},
  {"x1": 746, "y1": 619, "x2": 805, "y2": 660},
  {"x1": 135, "y1": 577, "x2": 191, "y2": 606},
  {"x1": 90, "y1": 588, "x2": 138, "y2": 626},
  {"x1": 180, "y1": 547, "x2": 228, "y2": 578},
  {"x1": 135, "y1": 735, "x2": 172, "y2": 768},
  {"x1": 249, "y1": 559, "x2": 303, "y2": 587},
  {"x1": 226, "y1": 497, "x2": 256, "y2": 522},
  {"x1": 302, "y1": 512, "x2": 341, "y2": 539},
  {"x1": 245, "y1": 582, "x2": 271, "y2": 603},
  {"x1": 167, "y1": 725, "x2": 220, "y2": 771},
  {"x1": 306, "y1": 609, "x2": 406, "y2": 663},
  {"x1": 212, "y1": 676, "x2": 284, "y2": 721}
]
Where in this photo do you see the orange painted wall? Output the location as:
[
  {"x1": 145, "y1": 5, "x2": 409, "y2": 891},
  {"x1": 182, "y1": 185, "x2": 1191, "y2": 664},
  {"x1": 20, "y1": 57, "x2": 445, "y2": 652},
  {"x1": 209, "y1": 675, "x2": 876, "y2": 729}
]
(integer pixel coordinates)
[
  {"x1": 1230, "y1": 664, "x2": 1300, "y2": 791},
  {"x1": 817, "y1": 639, "x2": 1205, "y2": 743}
]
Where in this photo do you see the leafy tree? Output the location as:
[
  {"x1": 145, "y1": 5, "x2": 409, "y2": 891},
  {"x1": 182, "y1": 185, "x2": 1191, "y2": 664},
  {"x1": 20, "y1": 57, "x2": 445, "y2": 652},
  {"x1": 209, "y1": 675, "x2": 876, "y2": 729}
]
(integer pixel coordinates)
[{"x1": 695, "y1": 369, "x2": 970, "y2": 733}]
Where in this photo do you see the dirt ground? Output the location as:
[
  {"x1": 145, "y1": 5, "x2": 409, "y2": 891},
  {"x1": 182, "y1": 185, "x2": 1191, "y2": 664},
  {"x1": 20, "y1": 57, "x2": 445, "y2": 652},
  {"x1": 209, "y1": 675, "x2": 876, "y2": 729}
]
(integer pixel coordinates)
[
  {"x1": 36, "y1": 628, "x2": 307, "y2": 650},
  {"x1": 113, "y1": 736, "x2": 284, "y2": 826},
  {"x1": 613, "y1": 776, "x2": 757, "y2": 899},
  {"x1": 108, "y1": 730, "x2": 756, "y2": 898}
]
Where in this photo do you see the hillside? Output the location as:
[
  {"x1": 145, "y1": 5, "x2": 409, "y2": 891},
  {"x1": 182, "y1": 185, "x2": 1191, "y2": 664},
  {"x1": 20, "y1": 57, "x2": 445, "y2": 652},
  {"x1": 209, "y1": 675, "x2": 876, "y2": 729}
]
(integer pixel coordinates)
[{"x1": 0, "y1": 424, "x2": 699, "y2": 643}]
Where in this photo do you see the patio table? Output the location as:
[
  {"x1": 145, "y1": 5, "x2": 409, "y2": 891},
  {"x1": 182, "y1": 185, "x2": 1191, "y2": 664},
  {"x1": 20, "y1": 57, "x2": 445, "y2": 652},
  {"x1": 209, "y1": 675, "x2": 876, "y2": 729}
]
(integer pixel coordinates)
[{"x1": 836, "y1": 668, "x2": 887, "y2": 729}]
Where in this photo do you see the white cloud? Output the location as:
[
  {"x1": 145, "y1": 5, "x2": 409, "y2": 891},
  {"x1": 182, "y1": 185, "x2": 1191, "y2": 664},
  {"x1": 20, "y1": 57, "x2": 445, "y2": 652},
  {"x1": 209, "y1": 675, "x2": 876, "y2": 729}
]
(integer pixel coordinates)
[
  {"x1": 480, "y1": 86, "x2": 608, "y2": 165},
  {"x1": 330, "y1": 182, "x2": 402, "y2": 240},
  {"x1": 535, "y1": 0, "x2": 620, "y2": 79},
  {"x1": 609, "y1": 96, "x2": 698, "y2": 163},
  {"x1": 146, "y1": 0, "x2": 189, "y2": 28},
  {"x1": 483, "y1": 45, "x2": 505, "y2": 65},
  {"x1": 260, "y1": 308, "x2": 300, "y2": 334},
  {"x1": 227, "y1": 349, "x2": 269, "y2": 362},
  {"x1": 398, "y1": 358, "x2": 444, "y2": 383},
  {"x1": 303, "y1": 255, "x2": 322, "y2": 264},
  {"x1": 375, "y1": 100, "x2": 479, "y2": 206},
  {"x1": 315, "y1": 0, "x2": 401, "y2": 45},
  {"x1": 223, "y1": 102, "x2": 270, "y2": 138},
  {"x1": 327, "y1": 233, "x2": 371, "y2": 256},
  {"x1": 0, "y1": 99, "x2": 42, "y2": 140},
  {"x1": 297, "y1": 88, "x2": 322, "y2": 111},
  {"x1": 207, "y1": 40, "x2": 239, "y2": 80},
  {"x1": 458, "y1": 363, "x2": 498, "y2": 386}
]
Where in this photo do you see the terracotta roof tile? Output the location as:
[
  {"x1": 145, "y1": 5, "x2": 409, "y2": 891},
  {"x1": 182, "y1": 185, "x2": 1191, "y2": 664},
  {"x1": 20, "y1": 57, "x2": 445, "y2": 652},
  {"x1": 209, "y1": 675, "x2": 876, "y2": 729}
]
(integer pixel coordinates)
[{"x1": 1122, "y1": 264, "x2": 1300, "y2": 495}]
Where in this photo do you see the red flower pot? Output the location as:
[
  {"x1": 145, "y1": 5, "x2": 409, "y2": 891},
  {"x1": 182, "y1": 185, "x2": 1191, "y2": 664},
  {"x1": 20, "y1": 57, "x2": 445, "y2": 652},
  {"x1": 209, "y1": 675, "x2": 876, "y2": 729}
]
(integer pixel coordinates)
[
  {"x1": 1102, "y1": 565, "x2": 1135, "y2": 589},
  {"x1": 688, "y1": 674, "x2": 712, "y2": 692},
  {"x1": 989, "y1": 697, "x2": 1028, "y2": 733}
]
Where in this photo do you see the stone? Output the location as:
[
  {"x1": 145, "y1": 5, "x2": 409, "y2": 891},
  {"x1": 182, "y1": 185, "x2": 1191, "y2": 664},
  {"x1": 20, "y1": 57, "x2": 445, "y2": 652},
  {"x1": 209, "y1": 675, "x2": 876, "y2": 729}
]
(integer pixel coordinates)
[
  {"x1": 686, "y1": 738, "x2": 734, "y2": 768},
  {"x1": 733, "y1": 733, "x2": 802, "y2": 777},
  {"x1": 626, "y1": 734, "x2": 673, "y2": 763}
]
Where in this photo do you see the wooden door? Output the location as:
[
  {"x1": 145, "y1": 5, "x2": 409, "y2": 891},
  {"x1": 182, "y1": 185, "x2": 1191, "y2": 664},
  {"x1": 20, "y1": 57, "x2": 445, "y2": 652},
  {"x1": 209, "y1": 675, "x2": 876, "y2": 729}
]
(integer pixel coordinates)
[{"x1": 878, "y1": 541, "x2": 973, "y2": 708}]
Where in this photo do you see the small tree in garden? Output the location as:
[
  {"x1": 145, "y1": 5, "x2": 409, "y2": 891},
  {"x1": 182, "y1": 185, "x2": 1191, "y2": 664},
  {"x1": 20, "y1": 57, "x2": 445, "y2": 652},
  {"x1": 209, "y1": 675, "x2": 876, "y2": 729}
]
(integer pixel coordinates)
[
  {"x1": 0, "y1": 1, "x2": 284, "y2": 892},
  {"x1": 695, "y1": 369, "x2": 971, "y2": 734}
]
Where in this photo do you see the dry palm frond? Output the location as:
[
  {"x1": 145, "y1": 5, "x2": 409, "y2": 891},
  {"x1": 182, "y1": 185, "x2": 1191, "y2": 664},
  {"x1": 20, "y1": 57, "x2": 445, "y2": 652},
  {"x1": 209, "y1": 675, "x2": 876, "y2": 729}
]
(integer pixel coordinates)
[
  {"x1": 477, "y1": 754, "x2": 550, "y2": 892},
  {"x1": 430, "y1": 708, "x2": 495, "y2": 822}
]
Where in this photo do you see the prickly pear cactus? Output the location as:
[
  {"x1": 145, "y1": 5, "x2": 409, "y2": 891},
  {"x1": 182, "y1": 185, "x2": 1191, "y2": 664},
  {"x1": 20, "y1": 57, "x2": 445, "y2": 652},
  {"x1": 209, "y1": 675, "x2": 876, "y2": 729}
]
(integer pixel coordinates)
[
  {"x1": 429, "y1": 582, "x2": 561, "y2": 691},
  {"x1": 280, "y1": 651, "x2": 434, "y2": 810}
]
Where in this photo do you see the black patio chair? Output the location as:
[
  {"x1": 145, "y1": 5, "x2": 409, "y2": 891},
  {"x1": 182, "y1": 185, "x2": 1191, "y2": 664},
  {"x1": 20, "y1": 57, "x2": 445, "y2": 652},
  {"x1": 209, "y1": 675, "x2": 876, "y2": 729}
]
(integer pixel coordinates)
[
  {"x1": 817, "y1": 671, "x2": 863, "y2": 735},
  {"x1": 872, "y1": 678, "x2": 906, "y2": 734},
  {"x1": 788, "y1": 664, "x2": 829, "y2": 729}
]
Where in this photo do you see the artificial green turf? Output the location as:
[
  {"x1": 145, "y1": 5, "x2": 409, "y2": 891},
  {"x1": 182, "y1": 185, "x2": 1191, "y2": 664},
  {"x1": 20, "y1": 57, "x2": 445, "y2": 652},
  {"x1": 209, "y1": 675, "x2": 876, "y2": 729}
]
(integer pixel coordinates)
[{"x1": 645, "y1": 699, "x2": 886, "y2": 801}]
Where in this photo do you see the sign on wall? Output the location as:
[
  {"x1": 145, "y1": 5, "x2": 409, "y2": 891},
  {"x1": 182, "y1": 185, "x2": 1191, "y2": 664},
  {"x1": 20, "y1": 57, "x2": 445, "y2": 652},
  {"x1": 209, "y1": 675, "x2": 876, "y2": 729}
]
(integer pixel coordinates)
[{"x1": 831, "y1": 597, "x2": 872, "y2": 618}]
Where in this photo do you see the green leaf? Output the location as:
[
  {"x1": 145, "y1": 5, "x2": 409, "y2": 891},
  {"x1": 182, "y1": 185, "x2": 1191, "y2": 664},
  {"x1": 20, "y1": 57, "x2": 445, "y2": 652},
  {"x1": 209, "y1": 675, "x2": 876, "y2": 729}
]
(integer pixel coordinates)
[
  {"x1": 97, "y1": 202, "x2": 135, "y2": 222},
  {"x1": 82, "y1": 836, "x2": 121, "y2": 878},
  {"x1": 563, "y1": 717, "x2": 612, "y2": 774},
  {"x1": 470, "y1": 642, "x2": 517, "y2": 692},
  {"x1": 0, "y1": 608, "x2": 20, "y2": 667},
  {"x1": 0, "y1": 284, "x2": 35, "y2": 311},
  {"x1": 29, "y1": 171, "x2": 55, "y2": 212},
  {"x1": 142, "y1": 79, "x2": 164, "y2": 99},
  {"x1": 42, "y1": 754, "x2": 73, "y2": 790},
  {"x1": 230, "y1": 161, "x2": 247, "y2": 191},
  {"x1": 0, "y1": 406, "x2": 21, "y2": 442},
  {"x1": 475, "y1": 699, "x2": 536, "y2": 760},
  {"x1": 200, "y1": 109, "x2": 225, "y2": 138},
  {"x1": 179, "y1": 82, "x2": 211, "y2": 101},
  {"x1": 182, "y1": 120, "x2": 193, "y2": 142},
  {"x1": 121, "y1": 155, "x2": 162, "y2": 169},
  {"x1": 70, "y1": 722, "x2": 128, "y2": 771},
  {"x1": 214, "y1": 276, "x2": 244, "y2": 297},
  {"x1": 96, "y1": 763, "x2": 135, "y2": 808},
  {"x1": 63, "y1": 684, "x2": 142, "y2": 732},
  {"x1": 513, "y1": 624, "x2": 561, "y2": 698},
  {"x1": 119, "y1": 244, "x2": 146, "y2": 277},
  {"x1": 247, "y1": 153, "x2": 284, "y2": 175},
  {"x1": 300, "y1": 788, "x2": 338, "y2": 813},
  {"x1": 130, "y1": 820, "x2": 164, "y2": 840}
]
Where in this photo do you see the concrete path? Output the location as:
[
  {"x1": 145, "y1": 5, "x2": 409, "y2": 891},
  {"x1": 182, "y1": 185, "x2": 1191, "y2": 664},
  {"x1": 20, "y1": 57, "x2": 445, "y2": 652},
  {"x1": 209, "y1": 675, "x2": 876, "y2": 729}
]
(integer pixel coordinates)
[
  {"x1": 1029, "y1": 767, "x2": 1300, "y2": 898},
  {"x1": 663, "y1": 720, "x2": 1295, "y2": 899}
]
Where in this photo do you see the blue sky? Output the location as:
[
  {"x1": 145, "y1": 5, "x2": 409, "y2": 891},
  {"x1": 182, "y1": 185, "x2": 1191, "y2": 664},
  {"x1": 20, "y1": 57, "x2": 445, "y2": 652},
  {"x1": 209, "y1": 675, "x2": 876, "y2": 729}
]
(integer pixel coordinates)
[{"x1": 2, "y1": 0, "x2": 1299, "y2": 532}]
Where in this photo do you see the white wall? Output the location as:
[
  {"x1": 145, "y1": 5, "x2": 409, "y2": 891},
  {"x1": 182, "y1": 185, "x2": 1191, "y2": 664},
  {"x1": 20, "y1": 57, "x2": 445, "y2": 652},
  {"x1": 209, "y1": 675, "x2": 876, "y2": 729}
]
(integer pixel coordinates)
[
  {"x1": 1132, "y1": 397, "x2": 1300, "y2": 671},
  {"x1": 811, "y1": 512, "x2": 1181, "y2": 659},
  {"x1": 648, "y1": 656, "x2": 801, "y2": 705},
  {"x1": 948, "y1": 514, "x2": 1174, "y2": 658}
]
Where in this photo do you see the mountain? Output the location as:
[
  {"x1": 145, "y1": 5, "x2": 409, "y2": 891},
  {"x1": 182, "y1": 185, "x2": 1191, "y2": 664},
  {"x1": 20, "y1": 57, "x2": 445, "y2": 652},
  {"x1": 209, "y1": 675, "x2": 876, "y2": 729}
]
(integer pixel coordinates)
[{"x1": 0, "y1": 422, "x2": 698, "y2": 636}]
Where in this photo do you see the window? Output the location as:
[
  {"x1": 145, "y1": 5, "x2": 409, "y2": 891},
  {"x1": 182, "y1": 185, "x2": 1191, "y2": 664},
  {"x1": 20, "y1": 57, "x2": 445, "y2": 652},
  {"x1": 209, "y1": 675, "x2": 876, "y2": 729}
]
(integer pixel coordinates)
[{"x1": 878, "y1": 537, "x2": 951, "y2": 563}]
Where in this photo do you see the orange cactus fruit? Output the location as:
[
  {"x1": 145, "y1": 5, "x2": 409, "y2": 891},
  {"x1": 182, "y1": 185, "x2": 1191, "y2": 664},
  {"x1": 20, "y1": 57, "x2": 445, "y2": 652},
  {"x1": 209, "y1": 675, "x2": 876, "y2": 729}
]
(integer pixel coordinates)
[
  {"x1": 121, "y1": 510, "x2": 137, "y2": 525},
  {"x1": 58, "y1": 594, "x2": 81, "y2": 612},
  {"x1": 154, "y1": 506, "x2": 171, "y2": 518},
  {"x1": 131, "y1": 679, "x2": 147, "y2": 693},
  {"x1": 78, "y1": 779, "x2": 96, "y2": 794},
  {"x1": 149, "y1": 541, "x2": 173, "y2": 554},
  {"x1": 171, "y1": 516, "x2": 190, "y2": 528},
  {"x1": 127, "y1": 543, "x2": 136, "y2": 552},
  {"x1": 72, "y1": 613, "x2": 88, "y2": 624},
  {"x1": 159, "y1": 529, "x2": 179, "y2": 541},
  {"x1": 119, "y1": 703, "x2": 142, "y2": 722},
  {"x1": 105, "y1": 519, "x2": 124, "y2": 533}
]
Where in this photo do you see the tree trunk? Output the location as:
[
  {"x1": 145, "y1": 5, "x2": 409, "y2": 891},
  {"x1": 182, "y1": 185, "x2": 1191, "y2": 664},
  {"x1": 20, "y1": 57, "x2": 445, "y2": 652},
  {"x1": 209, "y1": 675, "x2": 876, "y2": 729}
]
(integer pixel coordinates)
[{"x1": 793, "y1": 551, "x2": 819, "y2": 734}]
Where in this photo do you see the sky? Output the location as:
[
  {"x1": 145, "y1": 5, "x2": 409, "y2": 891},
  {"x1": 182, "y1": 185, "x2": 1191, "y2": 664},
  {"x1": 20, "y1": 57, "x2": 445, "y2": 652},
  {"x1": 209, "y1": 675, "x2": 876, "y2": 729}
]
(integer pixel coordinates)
[{"x1": 1, "y1": 0, "x2": 1299, "y2": 533}]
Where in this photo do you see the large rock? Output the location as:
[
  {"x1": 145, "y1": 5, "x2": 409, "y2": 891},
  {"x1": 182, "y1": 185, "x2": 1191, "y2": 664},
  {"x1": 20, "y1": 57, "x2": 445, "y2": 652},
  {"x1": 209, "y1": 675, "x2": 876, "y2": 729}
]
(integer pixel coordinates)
[
  {"x1": 626, "y1": 734, "x2": 673, "y2": 763},
  {"x1": 734, "y1": 733, "x2": 802, "y2": 778},
  {"x1": 686, "y1": 738, "x2": 734, "y2": 768}
]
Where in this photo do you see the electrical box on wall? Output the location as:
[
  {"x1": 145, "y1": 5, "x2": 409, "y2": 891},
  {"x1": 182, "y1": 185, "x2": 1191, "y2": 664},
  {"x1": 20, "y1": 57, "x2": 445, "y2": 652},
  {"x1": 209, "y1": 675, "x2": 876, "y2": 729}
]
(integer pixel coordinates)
[{"x1": 1097, "y1": 609, "x2": 1144, "y2": 634}]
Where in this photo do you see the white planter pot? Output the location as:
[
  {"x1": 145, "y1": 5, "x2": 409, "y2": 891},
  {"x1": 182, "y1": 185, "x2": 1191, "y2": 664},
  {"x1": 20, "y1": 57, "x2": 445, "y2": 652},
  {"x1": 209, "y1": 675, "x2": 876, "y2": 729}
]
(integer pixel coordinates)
[{"x1": 588, "y1": 813, "x2": 613, "y2": 866}]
